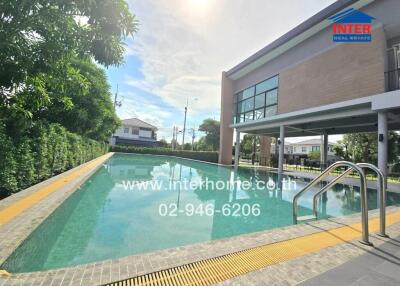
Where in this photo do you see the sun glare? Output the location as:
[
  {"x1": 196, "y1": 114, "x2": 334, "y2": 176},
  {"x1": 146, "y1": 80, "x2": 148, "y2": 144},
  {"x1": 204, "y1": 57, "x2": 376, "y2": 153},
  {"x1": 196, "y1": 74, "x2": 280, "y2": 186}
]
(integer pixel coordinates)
[{"x1": 190, "y1": 0, "x2": 211, "y2": 9}]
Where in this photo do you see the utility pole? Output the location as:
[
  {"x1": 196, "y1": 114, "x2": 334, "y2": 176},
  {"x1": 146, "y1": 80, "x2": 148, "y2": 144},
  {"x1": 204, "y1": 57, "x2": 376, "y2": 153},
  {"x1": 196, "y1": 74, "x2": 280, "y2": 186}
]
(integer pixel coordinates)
[
  {"x1": 171, "y1": 126, "x2": 175, "y2": 150},
  {"x1": 182, "y1": 98, "x2": 188, "y2": 148},
  {"x1": 191, "y1": 127, "x2": 196, "y2": 151},
  {"x1": 113, "y1": 84, "x2": 122, "y2": 108},
  {"x1": 181, "y1": 97, "x2": 198, "y2": 149}
]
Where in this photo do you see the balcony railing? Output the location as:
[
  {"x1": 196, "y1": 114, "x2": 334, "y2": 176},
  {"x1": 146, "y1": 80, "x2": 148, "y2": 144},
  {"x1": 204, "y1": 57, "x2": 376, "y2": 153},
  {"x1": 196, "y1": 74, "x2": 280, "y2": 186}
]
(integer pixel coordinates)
[{"x1": 385, "y1": 68, "x2": 400, "y2": 91}]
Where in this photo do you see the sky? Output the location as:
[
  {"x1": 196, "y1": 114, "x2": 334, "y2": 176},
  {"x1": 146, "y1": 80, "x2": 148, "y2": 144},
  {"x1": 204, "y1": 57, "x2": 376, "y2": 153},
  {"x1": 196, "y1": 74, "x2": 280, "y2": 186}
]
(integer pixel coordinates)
[{"x1": 105, "y1": 0, "x2": 340, "y2": 143}]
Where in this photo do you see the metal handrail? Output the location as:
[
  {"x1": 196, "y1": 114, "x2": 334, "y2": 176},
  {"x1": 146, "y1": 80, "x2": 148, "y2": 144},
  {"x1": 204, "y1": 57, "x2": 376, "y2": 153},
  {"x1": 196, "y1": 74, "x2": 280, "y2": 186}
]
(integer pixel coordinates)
[
  {"x1": 312, "y1": 168, "x2": 354, "y2": 217},
  {"x1": 312, "y1": 163, "x2": 386, "y2": 237},
  {"x1": 292, "y1": 161, "x2": 370, "y2": 245}
]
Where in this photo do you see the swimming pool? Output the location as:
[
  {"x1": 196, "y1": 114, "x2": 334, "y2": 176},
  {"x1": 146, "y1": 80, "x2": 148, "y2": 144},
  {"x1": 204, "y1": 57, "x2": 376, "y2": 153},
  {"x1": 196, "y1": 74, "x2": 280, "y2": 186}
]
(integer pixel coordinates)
[{"x1": 3, "y1": 153, "x2": 400, "y2": 272}]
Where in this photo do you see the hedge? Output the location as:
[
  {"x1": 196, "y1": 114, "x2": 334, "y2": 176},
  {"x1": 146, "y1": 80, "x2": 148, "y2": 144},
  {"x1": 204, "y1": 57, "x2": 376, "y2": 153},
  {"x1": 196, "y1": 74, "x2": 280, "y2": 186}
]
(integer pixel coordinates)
[
  {"x1": 110, "y1": 145, "x2": 219, "y2": 163},
  {"x1": 0, "y1": 122, "x2": 108, "y2": 195}
]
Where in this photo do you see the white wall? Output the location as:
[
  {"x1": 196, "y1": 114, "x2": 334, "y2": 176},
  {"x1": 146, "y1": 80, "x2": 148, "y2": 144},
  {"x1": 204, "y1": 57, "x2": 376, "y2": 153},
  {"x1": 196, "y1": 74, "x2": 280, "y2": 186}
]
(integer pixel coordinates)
[
  {"x1": 139, "y1": 129, "x2": 152, "y2": 138},
  {"x1": 114, "y1": 125, "x2": 154, "y2": 140}
]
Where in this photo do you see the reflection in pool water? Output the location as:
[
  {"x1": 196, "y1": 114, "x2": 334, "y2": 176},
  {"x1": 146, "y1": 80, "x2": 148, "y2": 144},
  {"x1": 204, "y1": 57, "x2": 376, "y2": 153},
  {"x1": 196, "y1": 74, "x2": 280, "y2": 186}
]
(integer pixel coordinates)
[{"x1": 3, "y1": 153, "x2": 399, "y2": 272}]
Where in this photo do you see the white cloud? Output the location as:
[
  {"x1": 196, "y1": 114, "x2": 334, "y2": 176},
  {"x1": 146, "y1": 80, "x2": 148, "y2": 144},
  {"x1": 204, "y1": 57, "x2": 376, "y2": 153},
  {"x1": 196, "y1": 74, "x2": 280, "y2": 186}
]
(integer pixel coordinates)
[
  {"x1": 124, "y1": 0, "x2": 335, "y2": 117},
  {"x1": 118, "y1": 0, "x2": 337, "y2": 141},
  {"x1": 116, "y1": 91, "x2": 176, "y2": 140}
]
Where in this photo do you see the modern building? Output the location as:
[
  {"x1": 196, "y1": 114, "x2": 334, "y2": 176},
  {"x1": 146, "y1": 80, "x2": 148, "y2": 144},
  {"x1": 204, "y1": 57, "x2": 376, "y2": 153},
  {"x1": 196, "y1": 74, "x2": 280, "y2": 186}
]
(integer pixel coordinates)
[
  {"x1": 110, "y1": 118, "x2": 158, "y2": 146},
  {"x1": 219, "y1": 0, "x2": 400, "y2": 178}
]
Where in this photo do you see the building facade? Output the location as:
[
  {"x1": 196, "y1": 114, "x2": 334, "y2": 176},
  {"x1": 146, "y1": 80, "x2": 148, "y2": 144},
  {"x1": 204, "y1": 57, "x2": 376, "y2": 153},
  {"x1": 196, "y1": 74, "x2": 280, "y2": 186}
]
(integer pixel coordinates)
[
  {"x1": 110, "y1": 118, "x2": 158, "y2": 146},
  {"x1": 219, "y1": 0, "x2": 400, "y2": 177},
  {"x1": 271, "y1": 139, "x2": 335, "y2": 156}
]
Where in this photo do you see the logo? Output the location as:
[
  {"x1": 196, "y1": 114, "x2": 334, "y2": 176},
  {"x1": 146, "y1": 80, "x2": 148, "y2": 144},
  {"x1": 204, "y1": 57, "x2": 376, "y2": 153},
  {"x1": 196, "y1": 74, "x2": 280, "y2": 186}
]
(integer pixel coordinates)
[{"x1": 329, "y1": 8, "x2": 375, "y2": 42}]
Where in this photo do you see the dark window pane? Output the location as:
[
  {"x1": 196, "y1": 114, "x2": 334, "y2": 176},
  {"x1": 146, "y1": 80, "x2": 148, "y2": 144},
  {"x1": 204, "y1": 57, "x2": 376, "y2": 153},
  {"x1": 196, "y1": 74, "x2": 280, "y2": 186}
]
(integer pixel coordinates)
[
  {"x1": 240, "y1": 113, "x2": 246, "y2": 123},
  {"x1": 265, "y1": 105, "x2": 277, "y2": 117},
  {"x1": 245, "y1": 111, "x2": 254, "y2": 121},
  {"x1": 238, "y1": 101, "x2": 245, "y2": 113},
  {"x1": 255, "y1": 108, "x2": 264, "y2": 120},
  {"x1": 243, "y1": 98, "x2": 254, "y2": 112},
  {"x1": 312, "y1": 146, "x2": 320, "y2": 152},
  {"x1": 235, "y1": 91, "x2": 243, "y2": 102},
  {"x1": 266, "y1": 89, "x2": 278, "y2": 105},
  {"x1": 255, "y1": 76, "x2": 278, "y2": 94},
  {"x1": 255, "y1": 93, "x2": 265, "y2": 109},
  {"x1": 242, "y1": 86, "x2": 255, "y2": 99}
]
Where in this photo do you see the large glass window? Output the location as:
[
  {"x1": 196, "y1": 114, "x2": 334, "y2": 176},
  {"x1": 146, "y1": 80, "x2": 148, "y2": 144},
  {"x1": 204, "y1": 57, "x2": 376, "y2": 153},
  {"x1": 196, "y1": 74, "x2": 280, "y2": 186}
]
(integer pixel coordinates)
[
  {"x1": 233, "y1": 75, "x2": 278, "y2": 123},
  {"x1": 255, "y1": 93, "x2": 265, "y2": 109}
]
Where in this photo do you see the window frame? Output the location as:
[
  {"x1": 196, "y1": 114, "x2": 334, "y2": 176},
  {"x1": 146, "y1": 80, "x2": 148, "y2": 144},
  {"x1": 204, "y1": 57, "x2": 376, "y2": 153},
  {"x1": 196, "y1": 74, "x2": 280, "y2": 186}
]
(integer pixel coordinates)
[
  {"x1": 233, "y1": 75, "x2": 279, "y2": 124},
  {"x1": 132, "y1": 127, "x2": 139, "y2": 135}
]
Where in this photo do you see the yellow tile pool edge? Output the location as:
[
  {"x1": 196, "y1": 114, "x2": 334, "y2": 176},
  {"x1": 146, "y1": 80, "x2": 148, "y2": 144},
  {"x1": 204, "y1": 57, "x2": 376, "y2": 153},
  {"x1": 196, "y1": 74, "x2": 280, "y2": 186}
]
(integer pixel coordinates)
[
  {"x1": 0, "y1": 153, "x2": 113, "y2": 226},
  {"x1": 105, "y1": 211, "x2": 400, "y2": 286}
]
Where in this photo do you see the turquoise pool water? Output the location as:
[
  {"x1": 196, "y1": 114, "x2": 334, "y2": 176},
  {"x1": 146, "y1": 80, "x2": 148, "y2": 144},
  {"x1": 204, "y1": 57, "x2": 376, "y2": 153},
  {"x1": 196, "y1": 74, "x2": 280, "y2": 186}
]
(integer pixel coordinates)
[{"x1": 3, "y1": 153, "x2": 400, "y2": 272}]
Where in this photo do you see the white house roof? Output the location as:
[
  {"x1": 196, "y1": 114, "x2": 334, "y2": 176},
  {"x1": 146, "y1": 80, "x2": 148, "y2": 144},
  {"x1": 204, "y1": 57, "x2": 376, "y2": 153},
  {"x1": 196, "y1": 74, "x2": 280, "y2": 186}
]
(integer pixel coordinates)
[
  {"x1": 290, "y1": 139, "x2": 335, "y2": 145},
  {"x1": 121, "y1": 118, "x2": 158, "y2": 130}
]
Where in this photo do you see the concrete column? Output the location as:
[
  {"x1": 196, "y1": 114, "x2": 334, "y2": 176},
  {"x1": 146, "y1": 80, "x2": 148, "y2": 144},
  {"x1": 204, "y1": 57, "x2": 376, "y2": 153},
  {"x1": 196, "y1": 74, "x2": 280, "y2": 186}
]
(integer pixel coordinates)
[
  {"x1": 322, "y1": 133, "x2": 328, "y2": 170},
  {"x1": 234, "y1": 130, "x2": 240, "y2": 169},
  {"x1": 274, "y1": 136, "x2": 279, "y2": 168},
  {"x1": 218, "y1": 72, "x2": 234, "y2": 164},
  {"x1": 259, "y1": 136, "x2": 272, "y2": 166},
  {"x1": 378, "y1": 111, "x2": 388, "y2": 180},
  {"x1": 278, "y1": 126, "x2": 285, "y2": 174}
]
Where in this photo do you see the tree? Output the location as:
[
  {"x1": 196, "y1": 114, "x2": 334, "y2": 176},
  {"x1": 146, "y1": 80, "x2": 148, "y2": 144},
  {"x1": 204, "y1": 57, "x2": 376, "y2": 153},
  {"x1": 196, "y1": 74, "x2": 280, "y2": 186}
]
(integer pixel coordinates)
[
  {"x1": 193, "y1": 137, "x2": 212, "y2": 151},
  {"x1": 1, "y1": 0, "x2": 137, "y2": 121},
  {"x1": 198, "y1": 118, "x2": 220, "y2": 151},
  {"x1": 158, "y1": 139, "x2": 169, "y2": 148},
  {"x1": 308, "y1": 150, "x2": 320, "y2": 161},
  {"x1": 183, "y1": 143, "x2": 192, "y2": 150},
  {"x1": 36, "y1": 58, "x2": 120, "y2": 141},
  {"x1": 336, "y1": 132, "x2": 400, "y2": 164},
  {"x1": 333, "y1": 140, "x2": 352, "y2": 161},
  {"x1": 240, "y1": 134, "x2": 258, "y2": 156}
]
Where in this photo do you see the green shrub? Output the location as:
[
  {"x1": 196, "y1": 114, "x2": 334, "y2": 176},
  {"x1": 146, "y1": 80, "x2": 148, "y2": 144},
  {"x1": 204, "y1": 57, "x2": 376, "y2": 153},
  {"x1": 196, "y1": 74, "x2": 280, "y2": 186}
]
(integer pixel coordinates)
[
  {"x1": 0, "y1": 123, "x2": 18, "y2": 194},
  {"x1": 0, "y1": 122, "x2": 107, "y2": 195},
  {"x1": 110, "y1": 145, "x2": 219, "y2": 163},
  {"x1": 31, "y1": 123, "x2": 51, "y2": 181},
  {"x1": 15, "y1": 139, "x2": 36, "y2": 190}
]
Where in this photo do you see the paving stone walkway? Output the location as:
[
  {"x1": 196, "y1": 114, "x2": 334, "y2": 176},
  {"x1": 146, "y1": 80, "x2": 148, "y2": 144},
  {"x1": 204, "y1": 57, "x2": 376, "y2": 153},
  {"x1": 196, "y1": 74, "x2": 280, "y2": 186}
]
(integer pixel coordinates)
[{"x1": 299, "y1": 235, "x2": 400, "y2": 286}]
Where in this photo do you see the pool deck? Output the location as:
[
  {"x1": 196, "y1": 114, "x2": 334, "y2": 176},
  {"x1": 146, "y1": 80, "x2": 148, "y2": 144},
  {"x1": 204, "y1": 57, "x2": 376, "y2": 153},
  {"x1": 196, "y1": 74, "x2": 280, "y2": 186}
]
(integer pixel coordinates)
[{"x1": 0, "y1": 155, "x2": 399, "y2": 285}]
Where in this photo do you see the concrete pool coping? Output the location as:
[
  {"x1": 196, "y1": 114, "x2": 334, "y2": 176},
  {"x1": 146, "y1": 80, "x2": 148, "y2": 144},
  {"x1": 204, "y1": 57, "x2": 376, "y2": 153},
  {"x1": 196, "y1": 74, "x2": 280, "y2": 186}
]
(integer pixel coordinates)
[{"x1": 0, "y1": 153, "x2": 398, "y2": 285}]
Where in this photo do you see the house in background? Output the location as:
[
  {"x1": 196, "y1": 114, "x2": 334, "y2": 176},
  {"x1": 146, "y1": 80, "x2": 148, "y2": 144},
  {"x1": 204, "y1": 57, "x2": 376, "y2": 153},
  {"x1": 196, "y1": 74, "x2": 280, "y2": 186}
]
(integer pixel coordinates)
[
  {"x1": 110, "y1": 118, "x2": 158, "y2": 147},
  {"x1": 271, "y1": 139, "x2": 339, "y2": 164}
]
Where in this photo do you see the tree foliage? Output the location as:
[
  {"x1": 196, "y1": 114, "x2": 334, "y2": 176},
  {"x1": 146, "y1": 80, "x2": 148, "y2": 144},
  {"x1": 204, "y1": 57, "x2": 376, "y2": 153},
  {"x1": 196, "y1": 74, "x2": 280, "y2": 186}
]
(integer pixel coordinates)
[
  {"x1": 307, "y1": 150, "x2": 321, "y2": 161},
  {"x1": 198, "y1": 118, "x2": 220, "y2": 151},
  {"x1": 240, "y1": 134, "x2": 258, "y2": 156},
  {"x1": 38, "y1": 58, "x2": 120, "y2": 140},
  {"x1": 0, "y1": 0, "x2": 136, "y2": 195},
  {"x1": 0, "y1": 0, "x2": 135, "y2": 140},
  {"x1": 0, "y1": 0, "x2": 137, "y2": 92},
  {"x1": 333, "y1": 132, "x2": 400, "y2": 164}
]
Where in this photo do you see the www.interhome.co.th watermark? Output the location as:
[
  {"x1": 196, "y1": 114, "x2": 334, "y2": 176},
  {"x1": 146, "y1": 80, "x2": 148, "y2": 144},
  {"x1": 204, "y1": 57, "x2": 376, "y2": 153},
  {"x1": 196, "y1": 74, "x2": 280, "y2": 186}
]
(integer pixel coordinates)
[{"x1": 119, "y1": 177, "x2": 297, "y2": 192}]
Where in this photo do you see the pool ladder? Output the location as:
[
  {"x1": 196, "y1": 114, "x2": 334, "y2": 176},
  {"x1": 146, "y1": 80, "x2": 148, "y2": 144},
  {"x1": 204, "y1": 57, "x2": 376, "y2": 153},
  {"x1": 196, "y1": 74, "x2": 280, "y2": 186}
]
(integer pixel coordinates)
[{"x1": 292, "y1": 161, "x2": 387, "y2": 246}]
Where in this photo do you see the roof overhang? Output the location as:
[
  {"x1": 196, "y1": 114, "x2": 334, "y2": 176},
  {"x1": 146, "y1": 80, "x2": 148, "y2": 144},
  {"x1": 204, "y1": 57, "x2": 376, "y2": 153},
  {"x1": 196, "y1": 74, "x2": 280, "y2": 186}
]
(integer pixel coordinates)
[
  {"x1": 226, "y1": 0, "x2": 375, "y2": 80},
  {"x1": 231, "y1": 90, "x2": 400, "y2": 137}
]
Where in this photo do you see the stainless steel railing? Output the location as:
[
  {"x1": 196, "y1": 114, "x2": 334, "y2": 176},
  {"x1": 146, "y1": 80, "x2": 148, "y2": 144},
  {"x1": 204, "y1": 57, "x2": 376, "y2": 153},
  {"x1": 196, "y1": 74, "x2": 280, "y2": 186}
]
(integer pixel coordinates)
[
  {"x1": 292, "y1": 161, "x2": 370, "y2": 245},
  {"x1": 312, "y1": 163, "x2": 386, "y2": 237}
]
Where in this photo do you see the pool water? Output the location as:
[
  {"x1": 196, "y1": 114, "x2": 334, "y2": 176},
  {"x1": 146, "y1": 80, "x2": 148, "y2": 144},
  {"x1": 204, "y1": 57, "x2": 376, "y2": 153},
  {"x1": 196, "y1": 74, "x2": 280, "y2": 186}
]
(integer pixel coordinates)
[{"x1": 3, "y1": 154, "x2": 400, "y2": 272}]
